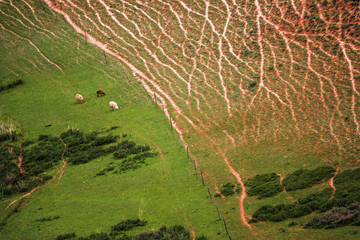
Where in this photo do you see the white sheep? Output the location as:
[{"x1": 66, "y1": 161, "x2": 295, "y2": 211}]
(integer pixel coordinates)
[
  {"x1": 109, "y1": 101, "x2": 119, "y2": 110},
  {"x1": 76, "y1": 94, "x2": 84, "y2": 103}
]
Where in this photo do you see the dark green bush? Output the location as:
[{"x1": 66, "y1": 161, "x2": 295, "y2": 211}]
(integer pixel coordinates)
[
  {"x1": 305, "y1": 203, "x2": 360, "y2": 229},
  {"x1": 220, "y1": 182, "x2": 235, "y2": 197},
  {"x1": 55, "y1": 233, "x2": 76, "y2": 240},
  {"x1": 247, "y1": 181, "x2": 283, "y2": 199},
  {"x1": 0, "y1": 133, "x2": 11, "y2": 142},
  {"x1": 92, "y1": 134, "x2": 118, "y2": 146},
  {"x1": 282, "y1": 166, "x2": 335, "y2": 191},
  {"x1": 195, "y1": 235, "x2": 208, "y2": 240},
  {"x1": 250, "y1": 168, "x2": 360, "y2": 223},
  {"x1": 36, "y1": 216, "x2": 60, "y2": 222},
  {"x1": 56, "y1": 223, "x2": 199, "y2": 240},
  {"x1": 22, "y1": 140, "x2": 34, "y2": 147},
  {"x1": 245, "y1": 173, "x2": 279, "y2": 188},
  {"x1": 214, "y1": 193, "x2": 221, "y2": 198},
  {"x1": 78, "y1": 233, "x2": 110, "y2": 240},
  {"x1": 298, "y1": 187, "x2": 332, "y2": 211},
  {"x1": 0, "y1": 79, "x2": 23, "y2": 92},
  {"x1": 111, "y1": 219, "x2": 147, "y2": 232},
  {"x1": 251, "y1": 203, "x2": 312, "y2": 222}
]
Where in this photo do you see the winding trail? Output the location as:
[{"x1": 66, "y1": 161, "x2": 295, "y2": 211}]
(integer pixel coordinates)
[
  {"x1": 329, "y1": 168, "x2": 339, "y2": 200},
  {"x1": 277, "y1": 173, "x2": 286, "y2": 193},
  {"x1": 5, "y1": 177, "x2": 42, "y2": 211},
  {"x1": 216, "y1": 147, "x2": 251, "y2": 229},
  {"x1": 55, "y1": 137, "x2": 67, "y2": 188}
]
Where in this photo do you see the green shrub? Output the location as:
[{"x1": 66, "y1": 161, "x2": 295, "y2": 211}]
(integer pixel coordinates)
[
  {"x1": 36, "y1": 216, "x2": 60, "y2": 222},
  {"x1": 298, "y1": 188, "x2": 332, "y2": 211},
  {"x1": 247, "y1": 181, "x2": 283, "y2": 199},
  {"x1": 195, "y1": 235, "x2": 208, "y2": 240},
  {"x1": 245, "y1": 173, "x2": 279, "y2": 187},
  {"x1": 251, "y1": 203, "x2": 312, "y2": 222},
  {"x1": 220, "y1": 182, "x2": 235, "y2": 197},
  {"x1": 283, "y1": 166, "x2": 335, "y2": 191},
  {"x1": 250, "y1": 168, "x2": 360, "y2": 223},
  {"x1": 111, "y1": 219, "x2": 147, "y2": 232},
  {"x1": 214, "y1": 193, "x2": 221, "y2": 198},
  {"x1": 55, "y1": 232, "x2": 76, "y2": 240},
  {"x1": 305, "y1": 203, "x2": 360, "y2": 229},
  {"x1": 92, "y1": 134, "x2": 118, "y2": 146},
  {"x1": 0, "y1": 79, "x2": 23, "y2": 92},
  {"x1": 78, "y1": 233, "x2": 110, "y2": 240},
  {"x1": 21, "y1": 140, "x2": 34, "y2": 147}
]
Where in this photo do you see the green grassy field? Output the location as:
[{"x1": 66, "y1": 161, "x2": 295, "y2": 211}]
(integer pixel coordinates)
[
  {"x1": 1, "y1": 0, "x2": 360, "y2": 239},
  {"x1": 0, "y1": 5, "x2": 227, "y2": 239}
]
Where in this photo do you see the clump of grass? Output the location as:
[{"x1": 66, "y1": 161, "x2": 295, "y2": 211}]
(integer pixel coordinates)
[
  {"x1": 282, "y1": 166, "x2": 335, "y2": 191},
  {"x1": 0, "y1": 121, "x2": 20, "y2": 142}
]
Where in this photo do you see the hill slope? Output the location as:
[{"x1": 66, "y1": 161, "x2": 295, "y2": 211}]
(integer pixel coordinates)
[{"x1": 1, "y1": 0, "x2": 359, "y2": 239}]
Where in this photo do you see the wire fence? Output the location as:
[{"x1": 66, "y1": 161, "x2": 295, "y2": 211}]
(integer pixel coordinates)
[{"x1": 137, "y1": 78, "x2": 234, "y2": 240}]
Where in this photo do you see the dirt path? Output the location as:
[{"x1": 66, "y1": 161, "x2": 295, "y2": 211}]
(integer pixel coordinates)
[
  {"x1": 329, "y1": 168, "x2": 339, "y2": 200},
  {"x1": 190, "y1": 228, "x2": 196, "y2": 240},
  {"x1": 5, "y1": 176, "x2": 42, "y2": 211},
  {"x1": 216, "y1": 147, "x2": 252, "y2": 229},
  {"x1": 277, "y1": 173, "x2": 286, "y2": 193}
]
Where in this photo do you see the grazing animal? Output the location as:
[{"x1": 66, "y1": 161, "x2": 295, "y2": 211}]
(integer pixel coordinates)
[
  {"x1": 96, "y1": 90, "x2": 105, "y2": 97},
  {"x1": 109, "y1": 101, "x2": 119, "y2": 110},
  {"x1": 76, "y1": 94, "x2": 84, "y2": 103}
]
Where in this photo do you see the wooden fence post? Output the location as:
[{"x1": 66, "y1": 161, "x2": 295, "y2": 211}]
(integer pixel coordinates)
[
  {"x1": 193, "y1": 158, "x2": 197, "y2": 174},
  {"x1": 103, "y1": 50, "x2": 107, "y2": 63},
  {"x1": 123, "y1": 70, "x2": 130, "y2": 82},
  {"x1": 162, "y1": 106, "x2": 166, "y2": 119},
  {"x1": 207, "y1": 187, "x2": 213, "y2": 202},
  {"x1": 223, "y1": 219, "x2": 229, "y2": 235},
  {"x1": 215, "y1": 204, "x2": 222, "y2": 220},
  {"x1": 177, "y1": 132, "x2": 182, "y2": 146},
  {"x1": 200, "y1": 170, "x2": 205, "y2": 186},
  {"x1": 186, "y1": 147, "x2": 189, "y2": 161}
]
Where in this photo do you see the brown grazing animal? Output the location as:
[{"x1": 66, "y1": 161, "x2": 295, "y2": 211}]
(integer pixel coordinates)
[{"x1": 97, "y1": 90, "x2": 105, "y2": 97}]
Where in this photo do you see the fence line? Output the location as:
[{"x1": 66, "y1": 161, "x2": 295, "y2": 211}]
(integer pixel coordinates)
[{"x1": 134, "y1": 82, "x2": 232, "y2": 239}]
